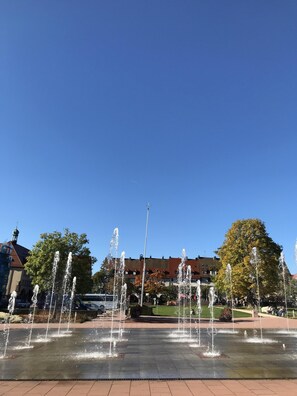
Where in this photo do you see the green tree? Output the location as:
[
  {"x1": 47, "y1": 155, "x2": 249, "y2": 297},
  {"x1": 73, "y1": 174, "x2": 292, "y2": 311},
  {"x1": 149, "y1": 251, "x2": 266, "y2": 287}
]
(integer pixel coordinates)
[
  {"x1": 288, "y1": 279, "x2": 297, "y2": 306},
  {"x1": 125, "y1": 280, "x2": 137, "y2": 298},
  {"x1": 92, "y1": 258, "x2": 116, "y2": 293},
  {"x1": 25, "y1": 229, "x2": 96, "y2": 294},
  {"x1": 92, "y1": 257, "x2": 116, "y2": 293},
  {"x1": 92, "y1": 257, "x2": 111, "y2": 292},
  {"x1": 92, "y1": 269, "x2": 107, "y2": 293},
  {"x1": 215, "y1": 219, "x2": 282, "y2": 305},
  {"x1": 162, "y1": 284, "x2": 178, "y2": 301}
]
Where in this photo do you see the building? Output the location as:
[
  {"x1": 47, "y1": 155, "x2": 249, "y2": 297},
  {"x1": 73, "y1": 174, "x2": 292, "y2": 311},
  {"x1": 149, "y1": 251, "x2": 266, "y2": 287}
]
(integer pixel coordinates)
[
  {"x1": 0, "y1": 228, "x2": 32, "y2": 302},
  {"x1": 0, "y1": 242, "x2": 12, "y2": 300},
  {"x1": 124, "y1": 255, "x2": 220, "y2": 286}
]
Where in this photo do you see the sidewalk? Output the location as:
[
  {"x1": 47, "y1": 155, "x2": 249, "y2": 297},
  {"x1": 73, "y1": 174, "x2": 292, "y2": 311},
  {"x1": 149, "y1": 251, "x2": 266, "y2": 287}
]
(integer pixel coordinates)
[
  {"x1": 2, "y1": 312, "x2": 296, "y2": 330},
  {"x1": 1, "y1": 379, "x2": 297, "y2": 396}
]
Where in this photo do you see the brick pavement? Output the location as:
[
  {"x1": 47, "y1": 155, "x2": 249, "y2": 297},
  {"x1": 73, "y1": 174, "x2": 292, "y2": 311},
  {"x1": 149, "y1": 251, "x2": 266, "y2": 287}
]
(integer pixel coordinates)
[{"x1": 1, "y1": 379, "x2": 297, "y2": 396}]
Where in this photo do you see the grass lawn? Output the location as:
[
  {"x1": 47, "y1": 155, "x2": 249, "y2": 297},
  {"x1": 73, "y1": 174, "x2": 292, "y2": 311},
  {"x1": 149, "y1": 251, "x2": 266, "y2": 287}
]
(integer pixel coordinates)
[{"x1": 151, "y1": 305, "x2": 252, "y2": 319}]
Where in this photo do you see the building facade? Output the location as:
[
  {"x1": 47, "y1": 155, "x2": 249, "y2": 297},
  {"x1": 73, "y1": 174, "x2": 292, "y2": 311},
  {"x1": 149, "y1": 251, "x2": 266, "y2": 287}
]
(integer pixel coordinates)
[
  {"x1": 0, "y1": 243, "x2": 12, "y2": 300},
  {"x1": 124, "y1": 255, "x2": 220, "y2": 285},
  {"x1": 0, "y1": 228, "x2": 32, "y2": 302}
]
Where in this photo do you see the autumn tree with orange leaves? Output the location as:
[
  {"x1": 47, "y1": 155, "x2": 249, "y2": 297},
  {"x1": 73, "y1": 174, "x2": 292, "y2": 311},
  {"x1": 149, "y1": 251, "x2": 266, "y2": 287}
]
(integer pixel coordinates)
[{"x1": 135, "y1": 269, "x2": 165, "y2": 297}]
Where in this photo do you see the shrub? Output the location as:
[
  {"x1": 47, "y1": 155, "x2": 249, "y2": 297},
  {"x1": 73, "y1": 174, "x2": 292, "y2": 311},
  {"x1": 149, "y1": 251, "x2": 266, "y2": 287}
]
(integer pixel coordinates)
[
  {"x1": 0, "y1": 312, "x2": 23, "y2": 323},
  {"x1": 130, "y1": 305, "x2": 141, "y2": 318},
  {"x1": 141, "y1": 305, "x2": 153, "y2": 315},
  {"x1": 129, "y1": 304, "x2": 153, "y2": 318},
  {"x1": 219, "y1": 307, "x2": 232, "y2": 322}
]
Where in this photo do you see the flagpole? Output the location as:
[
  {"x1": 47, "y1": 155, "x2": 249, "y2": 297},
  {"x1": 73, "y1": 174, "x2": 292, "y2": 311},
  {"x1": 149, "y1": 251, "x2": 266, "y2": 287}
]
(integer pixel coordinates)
[{"x1": 140, "y1": 203, "x2": 150, "y2": 307}]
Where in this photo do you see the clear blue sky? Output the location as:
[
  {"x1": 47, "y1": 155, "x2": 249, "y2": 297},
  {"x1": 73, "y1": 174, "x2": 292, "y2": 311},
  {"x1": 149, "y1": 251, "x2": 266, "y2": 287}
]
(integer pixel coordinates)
[{"x1": 1, "y1": 1, "x2": 296, "y2": 274}]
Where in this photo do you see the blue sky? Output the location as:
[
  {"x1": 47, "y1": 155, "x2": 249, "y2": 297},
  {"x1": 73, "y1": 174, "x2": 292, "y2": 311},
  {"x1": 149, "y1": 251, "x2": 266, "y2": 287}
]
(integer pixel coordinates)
[{"x1": 1, "y1": 1, "x2": 296, "y2": 274}]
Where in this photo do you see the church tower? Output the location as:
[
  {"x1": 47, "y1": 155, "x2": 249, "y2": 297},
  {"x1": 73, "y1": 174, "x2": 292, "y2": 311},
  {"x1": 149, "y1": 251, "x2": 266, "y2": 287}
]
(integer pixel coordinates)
[{"x1": 11, "y1": 227, "x2": 19, "y2": 244}]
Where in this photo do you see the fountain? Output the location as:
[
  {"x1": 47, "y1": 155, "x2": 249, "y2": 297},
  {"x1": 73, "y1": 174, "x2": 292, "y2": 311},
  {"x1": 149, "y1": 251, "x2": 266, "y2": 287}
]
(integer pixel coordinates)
[
  {"x1": 203, "y1": 286, "x2": 220, "y2": 357},
  {"x1": 250, "y1": 247, "x2": 263, "y2": 342},
  {"x1": 14, "y1": 285, "x2": 40, "y2": 350},
  {"x1": 57, "y1": 252, "x2": 73, "y2": 336},
  {"x1": 177, "y1": 249, "x2": 187, "y2": 337},
  {"x1": 3, "y1": 226, "x2": 296, "y2": 379},
  {"x1": 117, "y1": 251, "x2": 125, "y2": 339},
  {"x1": 1, "y1": 290, "x2": 17, "y2": 358},
  {"x1": 224, "y1": 263, "x2": 237, "y2": 334},
  {"x1": 176, "y1": 253, "x2": 185, "y2": 335},
  {"x1": 279, "y1": 252, "x2": 290, "y2": 333},
  {"x1": 108, "y1": 228, "x2": 119, "y2": 357},
  {"x1": 44, "y1": 251, "x2": 60, "y2": 341},
  {"x1": 66, "y1": 277, "x2": 76, "y2": 333},
  {"x1": 2, "y1": 239, "x2": 297, "y2": 379},
  {"x1": 170, "y1": 249, "x2": 194, "y2": 342},
  {"x1": 186, "y1": 265, "x2": 192, "y2": 339},
  {"x1": 189, "y1": 279, "x2": 202, "y2": 348},
  {"x1": 196, "y1": 279, "x2": 202, "y2": 346},
  {"x1": 245, "y1": 247, "x2": 277, "y2": 344},
  {"x1": 24, "y1": 284, "x2": 39, "y2": 349},
  {"x1": 77, "y1": 229, "x2": 127, "y2": 360}
]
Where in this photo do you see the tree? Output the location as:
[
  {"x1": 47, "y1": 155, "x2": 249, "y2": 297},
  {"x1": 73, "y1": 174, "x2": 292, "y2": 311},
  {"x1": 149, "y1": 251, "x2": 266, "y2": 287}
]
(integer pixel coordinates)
[
  {"x1": 92, "y1": 257, "x2": 113, "y2": 293},
  {"x1": 134, "y1": 269, "x2": 165, "y2": 302},
  {"x1": 144, "y1": 269, "x2": 165, "y2": 296},
  {"x1": 215, "y1": 219, "x2": 282, "y2": 305},
  {"x1": 288, "y1": 279, "x2": 297, "y2": 306},
  {"x1": 162, "y1": 284, "x2": 178, "y2": 302},
  {"x1": 92, "y1": 269, "x2": 107, "y2": 293},
  {"x1": 25, "y1": 229, "x2": 96, "y2": 294}
]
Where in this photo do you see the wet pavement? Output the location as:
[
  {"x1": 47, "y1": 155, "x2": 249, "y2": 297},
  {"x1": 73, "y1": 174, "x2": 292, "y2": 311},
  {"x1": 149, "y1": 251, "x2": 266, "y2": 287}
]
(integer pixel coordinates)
[
  {"x1": 1, "y1": 326, "x2": 297, "y2": 380},
  {"x1": 1, "y1": 316, "x2": 297, "y2": 395}
]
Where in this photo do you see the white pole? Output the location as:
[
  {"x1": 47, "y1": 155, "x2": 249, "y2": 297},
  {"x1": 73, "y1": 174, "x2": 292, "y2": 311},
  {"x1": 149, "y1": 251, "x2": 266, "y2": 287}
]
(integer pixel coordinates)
[{"x1": 140, "y1": 203, "x2": 150, "y2": 307}]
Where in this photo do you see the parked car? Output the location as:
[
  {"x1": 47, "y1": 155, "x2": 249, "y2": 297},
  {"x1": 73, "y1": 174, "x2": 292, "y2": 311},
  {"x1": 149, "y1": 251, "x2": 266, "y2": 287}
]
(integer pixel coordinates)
[
  {"x1": 84, "y1": 302, "x2": 105, "y2": 314},
  {"x1": 74, "y1": 302, "x2": 105, "y2": 315},
  {"x1": 15, "y1": 300, "x2": 31, "y2": 308}
]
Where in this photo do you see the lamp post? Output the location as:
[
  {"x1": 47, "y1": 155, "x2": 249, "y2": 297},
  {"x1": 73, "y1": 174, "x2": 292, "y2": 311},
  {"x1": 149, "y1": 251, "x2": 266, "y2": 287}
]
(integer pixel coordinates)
[{"x1": 140, "y1": 203, "x2": 150, "y2": 307}]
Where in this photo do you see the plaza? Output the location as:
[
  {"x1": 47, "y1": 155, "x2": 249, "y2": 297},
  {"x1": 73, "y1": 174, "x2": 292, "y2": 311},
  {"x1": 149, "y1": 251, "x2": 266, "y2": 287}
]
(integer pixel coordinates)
[{"x1": 1, "y1": 314, "x2": 297, "y2": 395}]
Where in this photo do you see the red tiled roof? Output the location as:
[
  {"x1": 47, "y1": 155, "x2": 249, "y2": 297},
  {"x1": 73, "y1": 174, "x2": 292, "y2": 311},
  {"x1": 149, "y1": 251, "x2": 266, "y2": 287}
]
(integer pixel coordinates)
[{"x1": 9, "y1": 242, "x2": 30, "y2": 269}]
